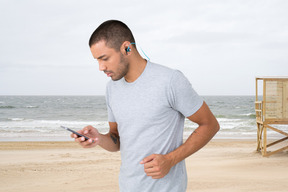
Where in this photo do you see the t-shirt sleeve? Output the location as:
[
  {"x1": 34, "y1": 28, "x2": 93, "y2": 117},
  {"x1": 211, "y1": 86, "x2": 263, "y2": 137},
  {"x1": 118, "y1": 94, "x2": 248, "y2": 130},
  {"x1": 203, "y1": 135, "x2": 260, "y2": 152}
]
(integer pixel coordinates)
[
  {"x1": 168, "y1": 70, "x2": 203, "y2": 117},
  {"x1": 106, "y1": 84, "x2": 116, "y2": 123}
]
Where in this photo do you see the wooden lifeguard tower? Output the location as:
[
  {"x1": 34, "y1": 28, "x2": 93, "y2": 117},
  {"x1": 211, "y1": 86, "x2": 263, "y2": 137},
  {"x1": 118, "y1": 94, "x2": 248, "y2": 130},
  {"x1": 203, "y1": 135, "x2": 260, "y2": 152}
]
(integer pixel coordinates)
[{"x1": 255, "y1": 77, "x2": 288, "y2": 157}]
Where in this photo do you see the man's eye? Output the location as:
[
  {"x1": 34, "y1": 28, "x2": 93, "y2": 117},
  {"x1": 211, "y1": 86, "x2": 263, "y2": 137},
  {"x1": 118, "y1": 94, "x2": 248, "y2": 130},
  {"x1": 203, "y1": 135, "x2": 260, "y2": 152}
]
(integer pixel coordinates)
[{"x1": 102, "y1": 58, "x2": 108, "y2": 61}]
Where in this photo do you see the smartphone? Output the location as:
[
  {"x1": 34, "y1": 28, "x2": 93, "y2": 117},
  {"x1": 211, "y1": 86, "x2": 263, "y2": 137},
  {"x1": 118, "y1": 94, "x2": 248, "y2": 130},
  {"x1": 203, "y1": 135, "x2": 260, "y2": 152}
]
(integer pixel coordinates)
[{"x1": 61, "y1": 125, "x2": 91, "y2": 141}]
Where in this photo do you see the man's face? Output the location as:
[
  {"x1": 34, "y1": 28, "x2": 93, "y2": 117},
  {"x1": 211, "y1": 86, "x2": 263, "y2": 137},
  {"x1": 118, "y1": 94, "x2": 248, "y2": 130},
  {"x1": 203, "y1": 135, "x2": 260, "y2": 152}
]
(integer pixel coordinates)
[{"x1": 90, "y1": 41, "x2": 129, "y2": 81}]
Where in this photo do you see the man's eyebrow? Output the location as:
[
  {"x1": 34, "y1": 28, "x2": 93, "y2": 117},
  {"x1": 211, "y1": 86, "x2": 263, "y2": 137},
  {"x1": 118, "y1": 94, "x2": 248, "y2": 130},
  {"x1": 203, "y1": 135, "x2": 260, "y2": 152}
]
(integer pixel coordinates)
[{"x1": 96, "y1": 55, "x2": 107, "y2": 60}]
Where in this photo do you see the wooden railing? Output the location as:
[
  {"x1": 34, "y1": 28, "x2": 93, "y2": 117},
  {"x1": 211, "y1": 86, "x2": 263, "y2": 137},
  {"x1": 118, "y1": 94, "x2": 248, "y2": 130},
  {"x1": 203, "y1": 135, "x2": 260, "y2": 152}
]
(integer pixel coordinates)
[{"x1": 255, "y1": 101, "x2": 263, "y2": 123}]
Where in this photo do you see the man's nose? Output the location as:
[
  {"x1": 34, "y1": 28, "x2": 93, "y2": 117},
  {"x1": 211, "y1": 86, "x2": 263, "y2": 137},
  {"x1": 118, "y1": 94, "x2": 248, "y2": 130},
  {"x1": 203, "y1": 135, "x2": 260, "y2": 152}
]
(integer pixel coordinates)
[{"x1": 98, "y1": 62, "x2": 106, "y2": 71}]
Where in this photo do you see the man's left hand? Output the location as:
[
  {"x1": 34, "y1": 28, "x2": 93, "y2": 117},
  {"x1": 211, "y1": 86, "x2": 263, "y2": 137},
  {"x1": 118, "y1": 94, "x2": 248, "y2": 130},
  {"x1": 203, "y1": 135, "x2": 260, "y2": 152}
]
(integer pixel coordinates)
[{"x1": 140, "y1": 154, "x2": 174, "y2": 179}]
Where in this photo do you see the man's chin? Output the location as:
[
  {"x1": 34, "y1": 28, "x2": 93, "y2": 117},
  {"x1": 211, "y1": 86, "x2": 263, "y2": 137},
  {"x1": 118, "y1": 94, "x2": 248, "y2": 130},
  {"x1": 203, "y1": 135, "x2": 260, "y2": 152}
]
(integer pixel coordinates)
[{"x1": 111, "y1": 76, "x2": 123, "y2": 81}]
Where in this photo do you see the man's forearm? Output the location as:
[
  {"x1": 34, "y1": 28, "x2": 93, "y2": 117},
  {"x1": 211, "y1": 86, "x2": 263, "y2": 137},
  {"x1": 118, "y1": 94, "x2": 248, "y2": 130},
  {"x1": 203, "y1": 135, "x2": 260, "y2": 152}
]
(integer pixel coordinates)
[
  {"x1": 167, "y1": 102, "x2": 220, "y2": 166},
  {"x1": 141, "y1": 102, "x2": 219, "y2": 179},
  {"x1": 167, "y1": 123, "x2": 219, "y2": 167},
  {"x1": 141, "y1": 123, "x2": 219, "y2": 179},
  {"x1": 98, "y1": 132, "x2": 120, "y2": 152}
]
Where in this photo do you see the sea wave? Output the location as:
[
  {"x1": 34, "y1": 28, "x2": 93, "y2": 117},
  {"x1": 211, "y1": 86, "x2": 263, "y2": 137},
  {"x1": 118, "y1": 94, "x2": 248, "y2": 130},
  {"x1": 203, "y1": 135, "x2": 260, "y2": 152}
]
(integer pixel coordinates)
[
  {"x1": 7, "y1": 118, "x2": 26, "y2": 121},
  {"x1": 0, "y1": 106, "x2": 15, "y2": 109},
  {"x1": 184, "y1": 117, "x2": 257, "y2": 135},
  {"x1": 0, "y1": 119, "x2": 109, "y2": 132},
  {"x1": 0, "y1": 95, "x2": 266, "y2": 141},
  {"x1": 215, "y1": 113, "x2": 256, "y2": 119},
  {"x1": 25, "y1": 105, "x2": 39, "y2": 108},
  {"x1": 240, "y1": 113, "x2": 256, "y2": 118}
]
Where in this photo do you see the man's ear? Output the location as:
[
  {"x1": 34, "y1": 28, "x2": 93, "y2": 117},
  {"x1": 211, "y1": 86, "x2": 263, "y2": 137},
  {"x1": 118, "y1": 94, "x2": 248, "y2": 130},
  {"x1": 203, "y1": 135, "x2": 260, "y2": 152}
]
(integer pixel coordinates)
[{"x1": 121, "y1": 41, "x2": 132, "y2": 55}]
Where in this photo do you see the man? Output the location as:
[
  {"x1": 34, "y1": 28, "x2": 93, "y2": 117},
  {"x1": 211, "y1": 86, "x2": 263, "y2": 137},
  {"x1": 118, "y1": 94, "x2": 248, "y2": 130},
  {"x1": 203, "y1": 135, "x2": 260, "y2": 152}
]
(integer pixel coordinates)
[{"x1": 72, "y1": 20, "x2": 219, "y2": 192}]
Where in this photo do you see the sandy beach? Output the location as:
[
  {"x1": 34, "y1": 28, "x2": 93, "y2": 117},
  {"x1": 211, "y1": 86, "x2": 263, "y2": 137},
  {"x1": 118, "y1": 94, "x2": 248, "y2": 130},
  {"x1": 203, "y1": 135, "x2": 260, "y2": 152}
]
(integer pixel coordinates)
[{"x1": 0, "y1": 140, "x2": 287, "y2": 192}]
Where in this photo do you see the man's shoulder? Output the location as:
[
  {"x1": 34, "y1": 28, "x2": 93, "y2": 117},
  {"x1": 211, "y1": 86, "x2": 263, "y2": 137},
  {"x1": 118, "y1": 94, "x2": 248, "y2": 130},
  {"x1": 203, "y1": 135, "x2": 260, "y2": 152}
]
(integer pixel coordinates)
[
  {"x1": 149, "y1": 62, "x2": 185, "y2": 82},
  {"x1": 148, "y1": 62, "x2": 180, "y2": 79},
  {"x1": 149, "y1": 62, "x2": 175, "y2": 73}
]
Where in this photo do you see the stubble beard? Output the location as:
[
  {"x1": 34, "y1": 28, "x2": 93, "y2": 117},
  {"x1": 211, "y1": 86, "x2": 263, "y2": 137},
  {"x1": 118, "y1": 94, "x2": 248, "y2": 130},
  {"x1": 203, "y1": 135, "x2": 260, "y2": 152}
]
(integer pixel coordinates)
[{"x1": 111, "y1": 54, "x2": 129, "y2": 81}]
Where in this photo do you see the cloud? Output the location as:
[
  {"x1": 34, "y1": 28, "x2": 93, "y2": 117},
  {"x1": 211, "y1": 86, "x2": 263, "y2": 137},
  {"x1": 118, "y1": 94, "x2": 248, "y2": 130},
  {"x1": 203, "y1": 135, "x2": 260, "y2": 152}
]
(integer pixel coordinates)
[{"x1": 0, "y1": 0, "x2": 288, "y2": 95}]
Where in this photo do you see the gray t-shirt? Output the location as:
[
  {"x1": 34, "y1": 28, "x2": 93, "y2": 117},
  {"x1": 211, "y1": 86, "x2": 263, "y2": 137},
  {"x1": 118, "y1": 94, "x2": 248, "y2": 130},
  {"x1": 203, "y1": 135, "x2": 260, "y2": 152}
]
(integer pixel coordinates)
[{"x1": 106, "y1": 61, "x2": 203, "y2": 192}]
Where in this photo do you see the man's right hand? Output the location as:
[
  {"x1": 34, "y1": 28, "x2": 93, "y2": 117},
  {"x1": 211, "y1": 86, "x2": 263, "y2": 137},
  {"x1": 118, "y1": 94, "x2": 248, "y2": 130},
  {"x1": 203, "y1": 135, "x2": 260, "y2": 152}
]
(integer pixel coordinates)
[{"x1": 71, "y1": 125, "x2": 100, "y2": 148}]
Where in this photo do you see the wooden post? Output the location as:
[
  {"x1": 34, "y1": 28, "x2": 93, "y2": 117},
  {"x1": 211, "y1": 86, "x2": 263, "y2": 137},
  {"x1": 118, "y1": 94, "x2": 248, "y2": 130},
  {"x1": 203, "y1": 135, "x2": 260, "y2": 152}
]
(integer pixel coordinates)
[
  {"x1": 256, "y1": 78, "x2": 258, "y2": 101},
  {"x1": 263, "y1": 79, "x2": 266, "y2": 121},
  {"x1": 263, "y1": 124, "x2": 267, "y2": 156}
]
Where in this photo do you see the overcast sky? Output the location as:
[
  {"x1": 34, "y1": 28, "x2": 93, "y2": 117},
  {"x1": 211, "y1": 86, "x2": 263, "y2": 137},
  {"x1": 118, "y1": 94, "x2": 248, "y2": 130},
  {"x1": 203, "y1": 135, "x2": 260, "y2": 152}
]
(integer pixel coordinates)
[{"x1": 0, "y1": 0, "x2": 287, "y2": 96}]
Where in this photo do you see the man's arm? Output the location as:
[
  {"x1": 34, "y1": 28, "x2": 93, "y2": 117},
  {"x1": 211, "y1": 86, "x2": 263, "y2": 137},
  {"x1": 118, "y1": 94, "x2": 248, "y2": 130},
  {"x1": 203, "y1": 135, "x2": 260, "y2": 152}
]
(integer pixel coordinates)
[
  {"x1": 99, "y1": 122, "x2": 120, "y2": 152},
  {"x1": 72, "y1": 122, "x2": 120, "y2": 152},
  {"x1": 141, "y1": 102, "x2": 219, "y2": 179}
]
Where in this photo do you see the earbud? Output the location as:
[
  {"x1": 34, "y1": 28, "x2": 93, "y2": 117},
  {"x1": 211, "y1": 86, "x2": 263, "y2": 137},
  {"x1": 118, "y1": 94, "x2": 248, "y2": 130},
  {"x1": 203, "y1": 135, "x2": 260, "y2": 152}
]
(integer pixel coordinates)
[
  {"x1": 125, "y1": 43, "x2": 136, "y2": 54},
  {"x1": 124, "y1": 42, "x2": 150, "y2": 60},
  {"x1": 125, "y1": 46, "x2": 131, "y2": 53}
]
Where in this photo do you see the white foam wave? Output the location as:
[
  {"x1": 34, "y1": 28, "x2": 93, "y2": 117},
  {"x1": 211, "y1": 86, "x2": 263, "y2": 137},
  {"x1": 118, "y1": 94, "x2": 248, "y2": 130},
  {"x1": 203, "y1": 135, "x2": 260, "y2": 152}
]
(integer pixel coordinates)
[
  {"x1": 0, "y1": 119, "x2": 110, "y2": 140},
  {"x1": 25, "y1": 105, "x2": 38, "y2": 108},
  {"x1": 183, "y1": 117, "x2": 259, "y2": 140},
  {"x1": 8, "y1": 118, "x2": 25, "y2": 121}
]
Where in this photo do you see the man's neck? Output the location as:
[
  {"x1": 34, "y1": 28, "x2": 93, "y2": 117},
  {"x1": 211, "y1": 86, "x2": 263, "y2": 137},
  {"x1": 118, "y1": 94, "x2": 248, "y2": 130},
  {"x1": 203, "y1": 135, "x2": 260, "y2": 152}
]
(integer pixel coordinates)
[{"x1": 124, "y1": 57, "x2": 147, "y2": 83}]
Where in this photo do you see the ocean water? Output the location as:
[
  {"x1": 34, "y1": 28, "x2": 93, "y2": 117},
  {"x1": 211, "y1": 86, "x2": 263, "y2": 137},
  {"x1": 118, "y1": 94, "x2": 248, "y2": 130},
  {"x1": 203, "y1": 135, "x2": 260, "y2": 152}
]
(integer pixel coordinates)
[{"x1": 0, "y1": 95, "x2": 282, "y2": 141}]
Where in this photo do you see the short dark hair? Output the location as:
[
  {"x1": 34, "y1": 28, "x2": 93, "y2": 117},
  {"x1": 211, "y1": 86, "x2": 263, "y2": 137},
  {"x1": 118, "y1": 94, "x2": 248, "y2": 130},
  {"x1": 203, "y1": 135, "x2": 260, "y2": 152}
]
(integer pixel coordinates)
[{"x1": 89, "y1": 20, "x2": 135, "y2": 51}]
